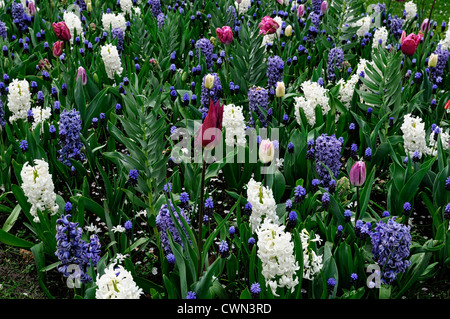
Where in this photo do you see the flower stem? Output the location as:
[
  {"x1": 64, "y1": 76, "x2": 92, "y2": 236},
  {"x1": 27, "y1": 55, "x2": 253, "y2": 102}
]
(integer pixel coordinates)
[
  {"x1": 197, "y1": 159, "x2": 207, "y2": 277},
  {"x1": 356, "y1": 186, "x2": 360, "y2": 220}
]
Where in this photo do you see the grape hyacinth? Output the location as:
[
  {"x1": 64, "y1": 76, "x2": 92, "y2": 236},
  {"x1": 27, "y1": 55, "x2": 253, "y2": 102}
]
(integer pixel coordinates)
[
  {"x1": 112, "y1": 28, "x2": 124, "y2": 53},
  {"x1": 156, "y1": 201, "x2": 191, "y2": 255},
  {"x1": 429, "y1": 45, "x2": 450, "y2": 84},
  {"x1": 58, "y1": 109, "x2": 85, "y2": 166},
  {"x1": 314, "y1": 134, "x2": 343, "y2": 185},
  {"x1": 370, "y1": 217, "x2": 412, "y2": 284}
]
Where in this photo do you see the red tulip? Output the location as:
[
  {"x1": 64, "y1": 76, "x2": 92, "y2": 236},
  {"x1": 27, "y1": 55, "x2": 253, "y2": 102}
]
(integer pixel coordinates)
[
  {"x1": 195, "y1": 99, "x2": 224, "y2": 149},
  {"x1": 216, "y1": 26, "x2": 233, "y2": 45},
  {"x1": 258, "y1": 16, "x2": 279, "y2": 35},
  {"x1": 445, "y1": 99, "x2": 450, "y2": 110},
  {"x1": 52, "y1": 41, "x2": 64, "y2": 57},
  {"x1": 52, "y1": 21, "x2": 71, "y2": 41},
  {"x1": 349, "y1": 161, "x2": 366, "y2": 187},
  {"x1": 400, "y1": 31, "x2": 422, "y2": 56}
]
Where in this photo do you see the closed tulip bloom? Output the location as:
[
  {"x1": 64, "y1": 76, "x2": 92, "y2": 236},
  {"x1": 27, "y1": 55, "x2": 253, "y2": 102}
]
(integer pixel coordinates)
[
  {"x1": 52, "y1": 21, "x2": 71, "y2": 41},
  {"x1": 400, "y1": 31, "x2": 422, "y2": 56},
  {"x1": 76, "y1": 66, "x2": 87, "y2": 86},
  {"x1": 321, "y1": 1, "x2": 329, "y2": 13},
  {"x1": 52, "y1": 41, "x2": 63, "y2": 57},
  {"x1": 350, "y1": 161, "x2": 366, "y2": 187},
  {"x1": 275, "y1": 81, "x2": 285, "y2": 97},
  {"x1": 204, "y1": 74, "x2": 215, "y2": 89},
  {"x1": 428, "y1": 53, "x2": 438, "y2": 67},
  {"x1": 284, "y1": 25, "x2": 293, "y2": 37},
  {"x1": 196, "y1": 99, "x2": 224, "y2": 149},
  {"x1": 258, "y1": 16, "x2": 279, "y2": 35},
  {"x1": 420, "y1": 18, "x2": 430, "y2": 33},
  {"x1": 28, "y1": 1, "x2": 36, "y2": 15},
  {"x1": 216, "y1": 26, "x2": 233, "y2": 44},
  {"x1": 297, "y1": 4, "x2": 305, "y2": 17},
  {"x1": 259, "y1": 139, "x2": 275, "y2": 163}
]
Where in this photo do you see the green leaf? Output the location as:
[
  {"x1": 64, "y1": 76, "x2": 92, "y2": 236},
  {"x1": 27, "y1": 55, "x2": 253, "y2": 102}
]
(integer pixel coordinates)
[
  {"x1": 2, "y1": 204, "x2": 21, "y2": 232},
  {"x1": 0, "y1": 228, "x2": 34, "y2": 248}
]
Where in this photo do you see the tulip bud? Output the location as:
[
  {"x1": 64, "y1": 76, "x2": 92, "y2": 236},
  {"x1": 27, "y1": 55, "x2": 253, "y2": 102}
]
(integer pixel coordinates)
[
  {"x1": 93, "y1": 72, "x2": 99, "y2": 85},
  {"x1": 52, "y1": 41, "x2": 63, "y2": 57},
  {"x1": 259, "y1": 139, "x2": 275, "y2": 163},
  {"x1": 76, "y1": 66, "x2": 87, "y2": 86},
  {"x1": 275, "y1": 81, "x2": 285, "y2": 97},
  {"x1": 86, "y1": 0, "x2": 92, "y2": 12},
  {"x1": 297, "y1": 4, "x2": 305, "y2": 18},
  {"x1": 321, "y1": 1, "x2": 329, "y2": 13},
  {"x1": 210, "y1": 36, "x2": 217, "y2": 46},
  {"x1": 28, "y1": 2, "x2": 36, "y2": 15},
  {"x1": 428, "y1": 53, "x2": 438, "y2": 67},
  {"x1": 284, "y1": 25, "x2": 293, "y2": 37},
  {"x1": 182, "y1": 71, "x2": 188, "y2": 81},
  {"x1": 420, "y1": 18, "x2": 430, "y2": 33},
  {"x1": 349, "y1": 161, "x2": 366, "y2": 187},
  {"x1": 204, "y1": 74, "x2": 215, "y2": 89}
]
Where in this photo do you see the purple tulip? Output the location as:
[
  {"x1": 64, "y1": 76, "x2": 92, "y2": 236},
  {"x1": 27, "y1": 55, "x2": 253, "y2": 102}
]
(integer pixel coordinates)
[
  {"x1": 76, "y1": 66, "x2": 87, "y2": 86},
  {"x1": 350, "y1": 161, "x2": 366, "y2": 187},
  {"x1": 321, "y1": 1, "x2": 329, "y2": 13}
]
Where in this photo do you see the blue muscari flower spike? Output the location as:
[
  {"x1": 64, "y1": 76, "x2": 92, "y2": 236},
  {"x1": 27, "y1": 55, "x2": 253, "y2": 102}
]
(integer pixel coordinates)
[
  {"x1": 293, "y1": 185, "x2": 306, "y2": 203},
  {"x1": 250, "y1": 282, "x2": 261, "y2": 298},
  {"x1": 65, "y1": 202, "x2": 73, "y2": 212},
  {"x1": 322, "y1": 192, "x2": 330, "y2": 210},
  {"x1": 19, "y1": 140, "x2": 28, "y2": 152},
  {"x1": 128, "y1": 168, "x2": 139, "y2": 186},
  {"x1": 266, "y1": 55, "x2": 284, "y2": 89},
  {"x1": 218, "y1": 240, "x2": 229, "y2": 258},
  {"x1": 244, "y1": 202, "x2": 252, "y2": 215},
  {"x1": 344, "y1": 210, "x2": 352, "y2": 222},
  {"x1": 186, "y1": 291, "x2": 196, "y2": 299},
  {"x1": 403, "y1": 202, "x2": 411, "y2": 215}
]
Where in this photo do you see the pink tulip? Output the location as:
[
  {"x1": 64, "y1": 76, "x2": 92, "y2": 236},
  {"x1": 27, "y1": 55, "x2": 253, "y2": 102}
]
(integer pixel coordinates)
[
  {"x1": 296, "y1": 4, "x2": 305, "y2": 18},
  {"x1": 28, "y1": 1, "x2": 36, "y2": 15},
  {"x1": 400, "y1": 31, "x2": 422, "y2": 56},
  {"x1": 258, "y1": 16, "x2": 279, "y2": 35},
  {"x1": 320, "y1": 1, "x2": 329, "y2": 13},
  {"x1": 52, "y1": 21, "x2": 71, "y2": 41},
  {"x1": 76, "y1": 66, "x2": 87, "y2": 86},
  {"x1": 195, "y1": 99, "x2": 224, "y2": 149},
  {"x1": 420, "y1": 19, "x2": 430, "y2": 33},
  {"x1": 52, "y1": 41, "x2": 64, "y2": 57},
  {"x1": 216, "y1": 26, "x2": 233, "y2": 45},
  {"x1": 349, "y1": 161, "x2": 366, "y2": 187}
]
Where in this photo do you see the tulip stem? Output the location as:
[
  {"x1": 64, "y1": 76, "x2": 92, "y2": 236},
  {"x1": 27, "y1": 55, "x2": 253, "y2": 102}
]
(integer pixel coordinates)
[
  {"x1": 197, "y1": 159, "x2": 207, "y2": 278},
  {"x1": 356, "y1": 186, "x2": 360, "y2": 220}
]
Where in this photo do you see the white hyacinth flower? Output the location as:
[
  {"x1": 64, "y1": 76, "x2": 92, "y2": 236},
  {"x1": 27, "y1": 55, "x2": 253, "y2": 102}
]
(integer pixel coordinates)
[
  {"x1": 101, "y1": 43, "x2": 123, "y2": 79},
  {"x1": 7, "y1": 78, "x2": 31, "y2": 122},
  {"x1": 20, "y1": 159, "x2": 59, "y2": 223},
  {"x1": 95, "y1": 264, "x2": 143, "y2": 299},
  {"x1": 222, "y1": 104, "x2": 247, "y2": 147},
  {"x1": 299, "y1": 228, "x2": 323, "y2": 280},
  {"x1": 246, "y1": 178, "x2": 278, "y2": 233},
  {"x1": 401, "y1": 113, "x2": 430, "y2": 159},
  {"x1": 256, "y1": 219, "x2": 299, "y2": 297},
  {"x1": 404, "y1": 1, "x2": 417, "y2": 21},
  {"x1": 102, "y1": 12, "x2": 127, "y2": 32},
  {"x1": 294, "y1": 80, "x2": 330, "y2": 127}
]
